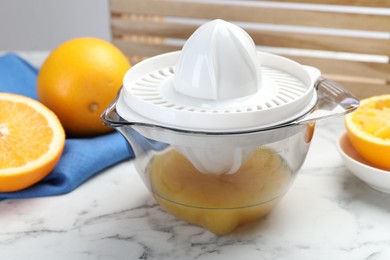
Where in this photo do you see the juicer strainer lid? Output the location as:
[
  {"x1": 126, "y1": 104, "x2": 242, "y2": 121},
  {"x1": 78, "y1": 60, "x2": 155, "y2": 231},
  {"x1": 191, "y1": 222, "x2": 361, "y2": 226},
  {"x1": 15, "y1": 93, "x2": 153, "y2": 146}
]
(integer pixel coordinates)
[
  {"x1": 117, "y1": 51, "x2": 318, "y2": 132},
  {"x1": 116, "y1": 20, "x2": 319, "y2": 132}
]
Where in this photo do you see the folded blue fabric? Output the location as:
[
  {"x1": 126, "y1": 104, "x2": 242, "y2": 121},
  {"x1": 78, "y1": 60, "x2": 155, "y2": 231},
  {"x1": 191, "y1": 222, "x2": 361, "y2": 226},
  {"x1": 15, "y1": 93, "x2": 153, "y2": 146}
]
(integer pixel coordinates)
[{"x1": 0, "y1": 53, "x2": 134, "y2": 199}]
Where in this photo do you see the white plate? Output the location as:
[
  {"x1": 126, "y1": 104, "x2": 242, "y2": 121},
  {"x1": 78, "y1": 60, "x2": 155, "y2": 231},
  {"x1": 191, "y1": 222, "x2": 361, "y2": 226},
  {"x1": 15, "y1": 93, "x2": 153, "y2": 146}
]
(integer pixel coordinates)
[{"x1": 337, "y1": 133, "x2": 390, "y2": 194}]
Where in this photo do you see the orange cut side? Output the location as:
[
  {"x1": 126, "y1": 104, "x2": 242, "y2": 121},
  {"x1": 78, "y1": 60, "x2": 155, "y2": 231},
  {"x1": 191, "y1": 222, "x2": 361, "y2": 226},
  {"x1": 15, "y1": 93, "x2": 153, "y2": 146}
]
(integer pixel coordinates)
[
  {"x1": 345, "y1": 95, "x2": 390, "y2": 170},
  {"x1": 0, "y1": 93, "x2": 65, "y2": 192}
]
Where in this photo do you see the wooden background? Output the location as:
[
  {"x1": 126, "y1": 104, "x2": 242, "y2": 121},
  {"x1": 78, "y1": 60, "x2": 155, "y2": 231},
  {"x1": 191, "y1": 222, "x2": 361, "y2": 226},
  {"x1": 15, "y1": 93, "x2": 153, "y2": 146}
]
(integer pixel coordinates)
[{"x1": 109, "y1": 0, "x2": 390, "y2": 99}]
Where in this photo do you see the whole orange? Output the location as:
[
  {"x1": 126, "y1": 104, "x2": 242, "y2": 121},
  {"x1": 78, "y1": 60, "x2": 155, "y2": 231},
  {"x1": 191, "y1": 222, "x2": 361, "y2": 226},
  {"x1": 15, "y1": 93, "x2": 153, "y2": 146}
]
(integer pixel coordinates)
[{"x1": 37, "y1": 37, "x2": 131, "y2": 137}]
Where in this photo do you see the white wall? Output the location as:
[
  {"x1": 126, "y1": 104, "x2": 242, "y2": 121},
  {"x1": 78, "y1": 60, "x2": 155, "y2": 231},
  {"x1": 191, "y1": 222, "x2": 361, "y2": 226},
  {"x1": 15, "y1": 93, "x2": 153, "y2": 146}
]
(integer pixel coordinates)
[{"x1": 0, "y1": 0, "x2": 111, "y2": 51}]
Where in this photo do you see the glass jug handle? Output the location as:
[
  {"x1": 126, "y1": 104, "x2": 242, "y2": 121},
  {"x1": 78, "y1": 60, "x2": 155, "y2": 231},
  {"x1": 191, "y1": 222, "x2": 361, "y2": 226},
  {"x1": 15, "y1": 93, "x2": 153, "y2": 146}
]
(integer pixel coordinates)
[{"x1": 294, "y1": 78, "x2": 359, "y2": 125}]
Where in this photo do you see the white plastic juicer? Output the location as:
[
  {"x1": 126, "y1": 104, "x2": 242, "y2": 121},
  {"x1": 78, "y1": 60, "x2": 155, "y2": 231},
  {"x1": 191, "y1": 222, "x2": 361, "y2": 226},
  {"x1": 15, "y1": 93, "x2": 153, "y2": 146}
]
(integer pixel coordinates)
[
  {"x1": 101, "y1": 19, "x2": 359, "y2": 235},
  {"x1": 104, "y1": 19, "x2": 357, "y2": 174}
]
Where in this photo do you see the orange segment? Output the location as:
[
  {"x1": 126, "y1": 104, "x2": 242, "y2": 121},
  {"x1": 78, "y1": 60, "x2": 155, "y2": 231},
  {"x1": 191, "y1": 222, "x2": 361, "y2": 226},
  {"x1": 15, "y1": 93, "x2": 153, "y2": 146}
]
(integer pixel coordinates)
[
  {"x1": 345, "y1": 95, "x2": 390, "y2": 170},
  {"x1": 0, "y1": 93, "x2": 65, "y2": 192}
]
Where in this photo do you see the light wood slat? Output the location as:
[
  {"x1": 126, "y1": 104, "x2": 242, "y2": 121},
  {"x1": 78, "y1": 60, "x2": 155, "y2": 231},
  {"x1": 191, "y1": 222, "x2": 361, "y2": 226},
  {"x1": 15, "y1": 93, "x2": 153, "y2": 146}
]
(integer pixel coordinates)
[
  {"x1": 111, "y1": 18, "x2": 196, "y2": 39},
  {"x1": 110, "y1": 0, "x2": 390, "y2": 31},
  {"x1": 259, "y1": 0, "x2": 390, "y2": 8},
  {"x1": 112, "y1": 19, "x2": 390, "y2": 56},
  {"x1": 113, "y1": 39, "x2": 181, "y2": 57},
  {"x1": 335, "y1": 82, "x2": 390, "y2": 99},
  {"x1": 251, "y1": 31, "x2": 390, "y2": 56},
  {"x1": 285, "y1": 55, "x2": 390, "y2": 81}
]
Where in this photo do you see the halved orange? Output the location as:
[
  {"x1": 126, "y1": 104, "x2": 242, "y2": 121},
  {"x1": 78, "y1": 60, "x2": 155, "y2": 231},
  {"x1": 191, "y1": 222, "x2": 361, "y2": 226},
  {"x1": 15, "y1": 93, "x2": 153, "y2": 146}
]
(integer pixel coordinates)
[
  {"x1": 0, "y1": 93, "x2": 65, "y2": 192},
  {"x1": 345, "y1": 95, "x2": 390, "y2": 170}
]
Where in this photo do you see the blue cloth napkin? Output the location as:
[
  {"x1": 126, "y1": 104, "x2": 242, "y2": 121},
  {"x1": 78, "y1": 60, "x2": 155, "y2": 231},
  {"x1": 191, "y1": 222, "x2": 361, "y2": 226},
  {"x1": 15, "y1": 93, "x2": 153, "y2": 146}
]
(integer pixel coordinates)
[{"x1": 0, "y1": 53, "x2": 134, "y2": 199}]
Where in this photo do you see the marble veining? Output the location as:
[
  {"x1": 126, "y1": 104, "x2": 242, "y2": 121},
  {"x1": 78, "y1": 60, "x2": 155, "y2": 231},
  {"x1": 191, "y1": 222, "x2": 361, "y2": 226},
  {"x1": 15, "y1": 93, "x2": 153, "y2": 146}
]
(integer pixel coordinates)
[
  {"x1": 1, "y1": 51, "x2": 390, "y2": 260},
  {"x1": 2, "y1": 117, "x2": 390, "y2": 260}
]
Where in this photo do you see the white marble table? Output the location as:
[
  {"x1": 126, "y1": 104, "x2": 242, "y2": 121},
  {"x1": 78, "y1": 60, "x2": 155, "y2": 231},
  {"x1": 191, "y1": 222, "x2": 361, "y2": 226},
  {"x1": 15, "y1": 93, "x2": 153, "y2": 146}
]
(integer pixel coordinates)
[{"x1": 2, "y1": 54, "x2": 390, "y2": 260}]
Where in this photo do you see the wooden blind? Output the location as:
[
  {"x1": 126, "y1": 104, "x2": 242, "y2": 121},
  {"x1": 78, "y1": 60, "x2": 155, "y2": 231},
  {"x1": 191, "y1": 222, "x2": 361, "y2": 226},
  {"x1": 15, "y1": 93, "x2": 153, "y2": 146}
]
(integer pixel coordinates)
[{"x1": 109, "y1": 0, "x2": 390, "y2": 99}]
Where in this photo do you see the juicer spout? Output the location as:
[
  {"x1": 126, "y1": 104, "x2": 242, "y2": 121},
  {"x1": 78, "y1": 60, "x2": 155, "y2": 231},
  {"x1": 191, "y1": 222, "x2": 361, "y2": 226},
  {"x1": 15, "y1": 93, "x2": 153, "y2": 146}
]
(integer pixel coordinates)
[{"x1": 100, "y1": 88, "x2": 131, "y2": 128}]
